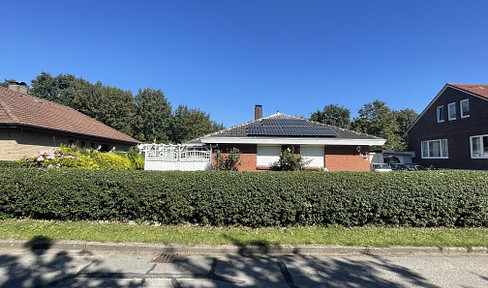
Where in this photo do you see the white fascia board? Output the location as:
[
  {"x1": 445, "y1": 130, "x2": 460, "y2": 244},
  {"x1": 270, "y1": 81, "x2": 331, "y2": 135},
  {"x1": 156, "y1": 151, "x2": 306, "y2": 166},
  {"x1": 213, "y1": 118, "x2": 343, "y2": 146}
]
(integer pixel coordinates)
[{"x1": 200, "y1": 137, "x2": 386, "y2": 146}]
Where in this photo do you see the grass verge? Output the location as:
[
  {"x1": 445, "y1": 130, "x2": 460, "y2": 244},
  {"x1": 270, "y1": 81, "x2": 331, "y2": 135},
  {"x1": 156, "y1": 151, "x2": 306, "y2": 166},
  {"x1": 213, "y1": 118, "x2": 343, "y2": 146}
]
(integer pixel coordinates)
[{"x1": 1, "y1": 219, "x2": 487, "y2": 248}]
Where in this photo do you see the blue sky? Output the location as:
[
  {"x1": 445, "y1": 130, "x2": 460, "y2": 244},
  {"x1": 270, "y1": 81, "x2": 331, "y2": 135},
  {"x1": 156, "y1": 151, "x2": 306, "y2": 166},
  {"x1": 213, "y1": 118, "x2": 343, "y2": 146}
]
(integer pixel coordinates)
[{"x1": 2, "y1": 0, "x2": 488, "y2": 126}]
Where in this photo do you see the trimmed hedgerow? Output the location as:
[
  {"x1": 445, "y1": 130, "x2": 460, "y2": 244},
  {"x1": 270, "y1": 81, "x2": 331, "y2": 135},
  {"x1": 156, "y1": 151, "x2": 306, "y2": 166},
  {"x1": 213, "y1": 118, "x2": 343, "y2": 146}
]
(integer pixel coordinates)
[
  {"x1": 0, "y1": 161, "x2": 19, "y2": 168},
  {"x1": 0, "y1": 169, "x2": 487, "y2": 227}
]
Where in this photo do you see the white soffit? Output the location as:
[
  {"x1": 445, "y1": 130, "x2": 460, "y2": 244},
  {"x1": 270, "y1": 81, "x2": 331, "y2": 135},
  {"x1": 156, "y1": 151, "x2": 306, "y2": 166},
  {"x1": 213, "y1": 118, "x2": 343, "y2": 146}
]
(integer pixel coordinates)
[{"x1": 200, "y1": 137, "x2": 386, "y2": 146}]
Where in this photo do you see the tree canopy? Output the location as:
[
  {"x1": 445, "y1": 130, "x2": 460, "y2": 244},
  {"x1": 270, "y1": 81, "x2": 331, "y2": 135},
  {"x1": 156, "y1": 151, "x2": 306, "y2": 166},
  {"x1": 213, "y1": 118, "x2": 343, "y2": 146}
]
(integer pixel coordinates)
[
  {"x1": 310, "y1": 104, "x2": 351, "y2": 129},
  {"x1": 133, "y1": 88, "x2": 173, "y2": 143},
  {"x1": 25, "y1": 72, "x2": 223, "y2": 143},
  {"x1": 351, "y1": 100, "x2": 418, "y2": 151},
  {"x1": 171, "y1": 105, "x2": 224, "y2": 143},
  {"x1": 311, "y1": 101, "x2": 418, "y2": 151}
]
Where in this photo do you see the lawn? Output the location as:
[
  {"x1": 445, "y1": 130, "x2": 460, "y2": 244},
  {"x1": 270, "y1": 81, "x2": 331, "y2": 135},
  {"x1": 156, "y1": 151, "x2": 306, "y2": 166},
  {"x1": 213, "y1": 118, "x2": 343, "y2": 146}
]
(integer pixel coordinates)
[{"x1": 1, "y1": 219, "x2": 488, "y2": 248}]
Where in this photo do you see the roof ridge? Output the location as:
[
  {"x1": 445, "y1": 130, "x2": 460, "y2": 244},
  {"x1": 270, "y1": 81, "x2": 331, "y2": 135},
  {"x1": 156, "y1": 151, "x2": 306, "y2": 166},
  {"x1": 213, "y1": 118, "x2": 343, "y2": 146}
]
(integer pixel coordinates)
[
  {"x1": 200, "y1": 112, "x2": 285, "y2": 138},
  {"x1": 306, "y1": 118, "x2": 382, "y2": 139}
]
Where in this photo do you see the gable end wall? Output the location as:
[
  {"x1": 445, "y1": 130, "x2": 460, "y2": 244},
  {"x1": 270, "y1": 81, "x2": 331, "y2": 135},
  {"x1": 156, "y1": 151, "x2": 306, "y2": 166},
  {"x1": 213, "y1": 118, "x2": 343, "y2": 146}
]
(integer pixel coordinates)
[{"x1": 407, "y1": 87, "x2": 488, "y2": 170}]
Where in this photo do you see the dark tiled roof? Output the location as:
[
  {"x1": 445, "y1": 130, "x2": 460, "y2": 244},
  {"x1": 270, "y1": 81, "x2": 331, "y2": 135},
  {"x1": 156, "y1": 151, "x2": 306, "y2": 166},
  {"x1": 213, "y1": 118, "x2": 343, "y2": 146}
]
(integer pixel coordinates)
[
  {"x1": 449, "y1": 83, "x2": 488, "y2": 99},
  {"x1": 0, "y1": 87, "x2": 139, "y2": 144},
  {"x1": 187, "y1": 113, "x2": 381, "y2": 143}
]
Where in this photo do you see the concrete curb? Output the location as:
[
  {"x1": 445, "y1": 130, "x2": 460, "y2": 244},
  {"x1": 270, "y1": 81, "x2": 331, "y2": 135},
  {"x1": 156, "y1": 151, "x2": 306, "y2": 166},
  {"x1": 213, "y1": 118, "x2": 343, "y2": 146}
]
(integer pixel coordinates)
[{"x1": 0, "y1": 240, "x2": 487, "y2": 256}]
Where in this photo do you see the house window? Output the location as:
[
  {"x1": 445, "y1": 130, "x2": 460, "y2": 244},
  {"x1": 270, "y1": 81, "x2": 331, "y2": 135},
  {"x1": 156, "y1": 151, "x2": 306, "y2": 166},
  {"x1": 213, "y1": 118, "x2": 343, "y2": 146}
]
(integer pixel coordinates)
[
  {"x1": 448, "y1": 102, "x2": 456, "y2": 121},
  {"x1": 257, "y1": 145, "x2": 281, "y2": 167},
  {"x1": 436, "y1": 106, "x2": 445, "y2": 123},
  {"x1": 300, "y1": 145, "x2": 324, "y2": 168},
  {"x1": 461, "y1": 99, "x2": 470, "y2": 118},
  {"x1": 421, "y1": 139, "x2": 448, "y2": 159},
  {"x1": 470, "y1": 135, "x2": 488, "y2": 158}
]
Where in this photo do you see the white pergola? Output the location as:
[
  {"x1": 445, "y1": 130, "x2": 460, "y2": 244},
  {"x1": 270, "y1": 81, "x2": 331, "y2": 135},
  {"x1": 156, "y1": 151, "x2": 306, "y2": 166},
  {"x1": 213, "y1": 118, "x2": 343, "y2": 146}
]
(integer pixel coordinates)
[{"x1": 138, "y1": 143, "x2": 212, "y2": 171}]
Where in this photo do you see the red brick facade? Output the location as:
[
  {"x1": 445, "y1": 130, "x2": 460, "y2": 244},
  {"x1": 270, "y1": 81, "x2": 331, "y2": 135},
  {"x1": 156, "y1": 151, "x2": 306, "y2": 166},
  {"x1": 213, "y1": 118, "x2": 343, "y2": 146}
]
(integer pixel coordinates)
[
  {"x1": 324, "y1": 145, "x2": 371, "y2": 171},
  {"x1": 212, "y1": 144, "x2": 371, "y2": 172},
  {"x1": 212, "y1": 144, "x2": 258, "y2": 171}
]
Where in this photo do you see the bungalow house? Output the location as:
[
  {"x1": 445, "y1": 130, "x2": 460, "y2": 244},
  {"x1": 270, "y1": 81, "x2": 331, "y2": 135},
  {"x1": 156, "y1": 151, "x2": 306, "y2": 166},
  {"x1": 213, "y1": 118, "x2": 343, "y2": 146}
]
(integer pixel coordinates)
[
  {"x1": 184, "y1": 105, "x2": 386, "y2": 171},
  {"x1": 0, "y1": 84, "x2": 140, "y2": 161},
  {"x1": 405, "y1": 83, "x2": 488, "y2": 170}
]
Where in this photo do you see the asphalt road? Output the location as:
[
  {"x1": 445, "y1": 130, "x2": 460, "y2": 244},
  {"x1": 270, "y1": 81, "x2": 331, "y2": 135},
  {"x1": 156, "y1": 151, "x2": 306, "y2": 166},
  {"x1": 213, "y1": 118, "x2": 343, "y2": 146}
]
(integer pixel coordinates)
[{"x1": 1, "y1": 248, "x2": 488, "y2": 288}]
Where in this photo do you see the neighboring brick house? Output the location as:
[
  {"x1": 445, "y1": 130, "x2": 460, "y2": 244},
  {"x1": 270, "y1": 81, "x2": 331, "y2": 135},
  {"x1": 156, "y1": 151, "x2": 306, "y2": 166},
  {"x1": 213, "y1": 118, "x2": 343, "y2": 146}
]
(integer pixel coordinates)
[
  {"x1": 0, "y1": 84, "x2": 140, "y2": 161},
  {"x1": 187, "y1": 105, "x2": 386, "y2": 171},
  {"x1": 405, "y1": 83, "x2": 488, "y2": 170}
]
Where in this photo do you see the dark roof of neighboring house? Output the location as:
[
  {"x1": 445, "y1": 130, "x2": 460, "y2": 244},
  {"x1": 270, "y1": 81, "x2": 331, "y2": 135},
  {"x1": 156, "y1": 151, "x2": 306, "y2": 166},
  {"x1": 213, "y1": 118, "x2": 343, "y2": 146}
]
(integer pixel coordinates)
[
  {"x1": 449, "y1": 83, "x2": 488, "y2": 99},
  {"x1": 187, "y1": 113, "x2": 382, "y2": 144},
  {"x1": 0, "y1": 87, "x2": 139, "y2": 144}
]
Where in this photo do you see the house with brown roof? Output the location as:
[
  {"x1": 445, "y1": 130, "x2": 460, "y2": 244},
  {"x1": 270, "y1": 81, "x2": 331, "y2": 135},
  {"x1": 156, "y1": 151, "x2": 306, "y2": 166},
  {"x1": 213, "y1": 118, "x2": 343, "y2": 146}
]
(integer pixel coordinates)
[
  {"x1": 405, "y1": 83, "x2": 488, "y2": 170},
  {"x1": 0, "y1": 84, "x2": 140, "y2": 161},
  {"x1": 186, "y1": 105, "x2": 386, "y2": 171}
]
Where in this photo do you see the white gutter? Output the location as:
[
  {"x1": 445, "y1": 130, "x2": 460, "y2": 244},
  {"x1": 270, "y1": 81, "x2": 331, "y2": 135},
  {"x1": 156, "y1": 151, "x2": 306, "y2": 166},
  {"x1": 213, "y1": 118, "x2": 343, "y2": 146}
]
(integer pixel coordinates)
[{"x1": 200, "y1": 137, "x2": 386, "y2": 146}]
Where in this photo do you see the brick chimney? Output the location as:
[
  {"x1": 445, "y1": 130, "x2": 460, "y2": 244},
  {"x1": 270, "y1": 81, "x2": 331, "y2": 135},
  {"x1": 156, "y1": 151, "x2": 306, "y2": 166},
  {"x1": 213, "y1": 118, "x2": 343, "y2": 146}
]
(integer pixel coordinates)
[
  {"x1": 8, "y1": 81, "x2": 28, "y2": 94},
  {"x1": 254, "y1": 105, "x2": 262, "y2": 120}
]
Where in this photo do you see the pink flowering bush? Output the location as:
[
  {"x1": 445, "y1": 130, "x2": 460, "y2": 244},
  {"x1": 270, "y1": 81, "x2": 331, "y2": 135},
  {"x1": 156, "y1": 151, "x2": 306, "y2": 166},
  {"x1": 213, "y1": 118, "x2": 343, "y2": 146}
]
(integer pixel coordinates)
[
  {"x1": 17, "y1": 144, "x2": 142, "y2": 170},
  {"x1": 18, "y1": 147, "x2": 69, "y2": 168}
]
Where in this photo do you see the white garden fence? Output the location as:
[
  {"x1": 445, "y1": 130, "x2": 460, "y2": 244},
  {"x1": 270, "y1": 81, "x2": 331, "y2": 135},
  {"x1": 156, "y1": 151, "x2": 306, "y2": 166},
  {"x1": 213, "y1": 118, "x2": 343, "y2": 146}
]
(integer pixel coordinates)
[{"x1": 139, "y1": 144, "x2": 212, "y2": 171}]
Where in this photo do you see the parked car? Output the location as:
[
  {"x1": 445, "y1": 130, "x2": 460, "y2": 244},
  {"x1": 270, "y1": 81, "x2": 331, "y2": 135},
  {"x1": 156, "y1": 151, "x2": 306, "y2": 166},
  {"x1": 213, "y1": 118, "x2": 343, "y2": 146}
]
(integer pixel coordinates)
[
  {"x1": 391, "y1": 163, "x2": 436, "y2": 171},
  {"x1": 384, "y1": 156, "x2": 400, "y2": 166},
  {"x1": 390, "y1": 163, "x2": 412, "y2": 171},
  {"x1": 371, "y1": 163, "x2": 392, "y2": 172}
]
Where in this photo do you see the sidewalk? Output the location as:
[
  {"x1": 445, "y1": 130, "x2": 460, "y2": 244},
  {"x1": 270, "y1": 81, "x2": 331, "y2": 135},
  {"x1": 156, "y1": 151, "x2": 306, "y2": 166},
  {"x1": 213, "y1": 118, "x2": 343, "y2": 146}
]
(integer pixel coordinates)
[{"x1": 1, "y1": 240, "x2": 488, "y2": 287}]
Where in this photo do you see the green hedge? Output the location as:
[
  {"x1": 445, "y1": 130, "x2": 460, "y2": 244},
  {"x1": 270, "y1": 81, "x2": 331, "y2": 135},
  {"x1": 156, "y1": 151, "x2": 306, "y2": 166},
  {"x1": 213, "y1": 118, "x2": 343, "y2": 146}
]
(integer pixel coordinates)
[
  {"x1": 0, "y1": 161, "x2": 20, "y2": 168},
  {"x1": 1, "y1": 169, "x2": 487, "y2": 227}
]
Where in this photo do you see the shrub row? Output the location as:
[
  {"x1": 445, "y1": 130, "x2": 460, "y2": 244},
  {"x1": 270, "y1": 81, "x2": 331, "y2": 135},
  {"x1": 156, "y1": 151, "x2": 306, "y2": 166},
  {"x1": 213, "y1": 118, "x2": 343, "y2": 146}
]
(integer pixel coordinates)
[
  {"x1": 17, "y1": 145, "x2": 144, "y2": 170},
  {"x1": 0, "y1": 161, "x2": 19, "y2": 168},
  {"x1": 1, "y1": 169, "x2": 487, "y2": 227}
]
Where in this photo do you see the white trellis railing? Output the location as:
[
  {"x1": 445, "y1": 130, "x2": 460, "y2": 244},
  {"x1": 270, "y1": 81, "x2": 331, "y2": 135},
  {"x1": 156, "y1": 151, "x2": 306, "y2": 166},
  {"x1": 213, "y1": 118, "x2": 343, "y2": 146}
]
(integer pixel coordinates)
[{"x1": 138, "y1": 144, "x2": 212, "y2": 171}]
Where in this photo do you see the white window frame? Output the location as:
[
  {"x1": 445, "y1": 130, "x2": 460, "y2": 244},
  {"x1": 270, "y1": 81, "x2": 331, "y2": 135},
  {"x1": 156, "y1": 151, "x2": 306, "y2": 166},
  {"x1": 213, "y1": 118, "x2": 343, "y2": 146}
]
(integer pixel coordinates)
[
  {"x1": 436, "y1": 105, "x2": 445, "y2": 123},
  {"x1": 460, "y1": 99, "x2": 470, "y2": 118},
  {"x1": 470, "y1": 135, "x2": 488, "y2": 159},
  {"x1": 421, "y1": 139, "x2": 449, "y2": 159},
  {"x1": 448, "y1": 102, "x2": 456, "y2": 121}
]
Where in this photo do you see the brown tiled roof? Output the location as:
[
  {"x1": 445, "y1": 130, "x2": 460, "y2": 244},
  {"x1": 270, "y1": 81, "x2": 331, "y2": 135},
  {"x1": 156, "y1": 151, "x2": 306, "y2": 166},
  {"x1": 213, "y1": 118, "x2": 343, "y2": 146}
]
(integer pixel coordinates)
[
  {"x1": 187, "y1": 113, "x2": 381, "y2": 143},
  {"x1": 0, "y1": 87, "x2": 139, "y2": 144},
  {"x1": 449, "y1": 83, "x2": 488, "y2": 99}
]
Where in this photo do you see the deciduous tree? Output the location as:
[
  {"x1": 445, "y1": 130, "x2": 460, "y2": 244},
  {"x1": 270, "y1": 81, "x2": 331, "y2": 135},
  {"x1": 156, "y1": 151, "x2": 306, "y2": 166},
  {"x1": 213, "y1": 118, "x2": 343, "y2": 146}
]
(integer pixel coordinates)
[
  {"x1": 310, "y1": 104, "x2": 351, "y2": 129},
  {"x1": 171, "y1": 105, "x2": 223, "y2": 143},
  {"x1": 351, "y1": 100, "x2": 417, "y2": 151},
  {"x1": 134, "y1": 88, "x2": 173, "y2": 143}
]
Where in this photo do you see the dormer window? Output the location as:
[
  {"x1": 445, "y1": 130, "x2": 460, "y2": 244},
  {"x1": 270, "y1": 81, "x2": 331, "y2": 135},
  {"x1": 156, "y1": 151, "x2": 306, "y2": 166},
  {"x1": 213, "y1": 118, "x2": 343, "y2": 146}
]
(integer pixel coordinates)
[
  {"x1": 448, "y1": 102, "x2": 456, "y2": 121},
  {"x1": 461, "y1": 99, "x2": 470, "y2": 118},
  {"x1": 436, "y1": 105, "x2": 445, "y2": 123}
]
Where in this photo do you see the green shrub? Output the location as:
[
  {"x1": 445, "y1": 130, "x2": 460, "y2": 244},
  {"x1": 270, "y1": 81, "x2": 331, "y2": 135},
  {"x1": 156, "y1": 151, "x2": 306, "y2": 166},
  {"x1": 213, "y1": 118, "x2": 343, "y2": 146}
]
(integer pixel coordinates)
[
  {"x1": 17, "y1": 145, "x2": 143, "y2": 170},
  {"x1": 0, "y1": 169, "x2": 487, "y2": 227},
  {"x1": 0, "y1": 161, "x2": 19, "y2": 168},
  {"x1": 126, "y1": 146, "x2": 145, "y2": 170},
  {"x1": 276, "y1": 146, "x2": 311, "y2": 171},
  {"x1": 213, "y1": 148, "x2": 242, "y2": 171}
]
